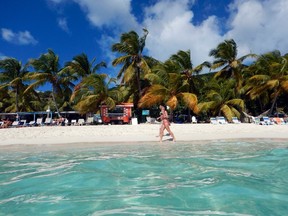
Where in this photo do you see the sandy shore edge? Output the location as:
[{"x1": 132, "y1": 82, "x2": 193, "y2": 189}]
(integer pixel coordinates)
[{"x1": 1, "y1": 123, "x2": 288, "y2": 149}]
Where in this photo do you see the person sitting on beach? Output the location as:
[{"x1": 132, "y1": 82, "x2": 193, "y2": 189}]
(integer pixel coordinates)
[
  {"x1": 55, "y1": 116, "x2": 65, "y2": 126},
  {"x1": 1, "y1": 119, "x2": 12, "y2": 128},
  {"x1": 158, "y1": 104, "x2": 175, "y2": 142}
]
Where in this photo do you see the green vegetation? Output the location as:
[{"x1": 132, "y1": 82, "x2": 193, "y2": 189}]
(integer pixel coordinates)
[{"x1": 1, "y1": 29, "x2": 288, "y2": 122}]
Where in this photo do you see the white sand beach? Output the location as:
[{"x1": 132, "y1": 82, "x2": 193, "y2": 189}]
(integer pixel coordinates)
[{"x1": 1, "y1": 123, "x2": 288, "y2": 147}]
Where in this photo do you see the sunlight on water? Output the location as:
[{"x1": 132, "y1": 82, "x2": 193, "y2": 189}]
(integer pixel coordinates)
[{"x1": 0, "y1": 140, "x2": 288, "y2": 215}]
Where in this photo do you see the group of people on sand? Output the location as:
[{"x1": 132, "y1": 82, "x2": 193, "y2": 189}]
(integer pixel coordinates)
[
  {"x1": 157, "y1": 104, "x2": 176, "y2": 142},
  {"x1": 0, "y1": 119, "x2": 12, "y2": 128},
  {"x1": 1, "y1": 105, "x2": 176, "y2": 142},
  {"x1": 53, "y1": 116, "x2": 67, "y2": 126}
]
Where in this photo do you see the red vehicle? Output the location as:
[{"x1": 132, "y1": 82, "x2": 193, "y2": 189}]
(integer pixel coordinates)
[{"x1": 100, "y1": 103, "x2": 133, "y2": 124}]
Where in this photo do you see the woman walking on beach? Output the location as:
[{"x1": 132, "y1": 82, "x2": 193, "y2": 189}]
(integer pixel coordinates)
[{"x1": 159, "y1": 104, "x2": 175, "y2": 142}]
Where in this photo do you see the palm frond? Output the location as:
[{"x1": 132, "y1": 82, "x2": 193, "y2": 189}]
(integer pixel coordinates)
[
  {"x1": 280, "y1": 80, "x2": 288, "y2": 92},
  {"x1": 180, "y1": 92, "x2": 198, "y2": 113},
  {"x1": 198, "y1": 101, "x2": 214, "y2": 112},
  {"x1": 112, "y1": 55, "x2": 131, "y2": 66},
  {"x1": 138, "y1": 59, "x2": 151, "y2": 75},
  {"x1": 138, "y1": 84, "x2": 167, "y2": 108},
  {"x1": 266, "y1": 79, "x2": 279, "y2": 89},
  {"x1": 166, "y1": 96, "x2": 178, "y2": 110},
  {"x1": 220, "y1": 104, "x2": 233, "y2": 121},
  {"x1": 123, "y1": 64, "x2": 136, "y2": 83},
  {"x1": 144, "y1": 73, "x2": 162, "y2": 84},
  {"x1": 226, "y1": 99, "x2": 245, "y2": 110}
]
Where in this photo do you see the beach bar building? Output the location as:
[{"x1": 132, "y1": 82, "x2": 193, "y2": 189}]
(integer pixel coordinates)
[{"x1": 100, "y1": 103, "x2": 134, "y2": 124}]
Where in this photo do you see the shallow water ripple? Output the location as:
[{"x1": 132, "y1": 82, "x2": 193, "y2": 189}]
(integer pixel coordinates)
[{"x1": 0, "y1": 141, "x2": 288, "y2": 215}]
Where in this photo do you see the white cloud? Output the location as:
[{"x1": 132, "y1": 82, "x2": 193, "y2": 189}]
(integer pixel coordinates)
[
  {"x1": 142, "y1": 0, "x2": 288, "y2": 67},
  {"x1": 1, "y1": 28, "x2": 38, "y2": 45},
  {"x1": 73, "y1": 0, "x2": 139, "y2": 32},
  {"x1": 225, "y1": 0, "x2": 288, "y2": 56},
  {"x1": 143, "y1": 0, "x2": 222, "y2": 66},
  {"x1": 47, "y1": 0, "x2": 288, "y2": 66},
  {"x1": 58, "y1": 17, "x2": 70, "y2": 33}
]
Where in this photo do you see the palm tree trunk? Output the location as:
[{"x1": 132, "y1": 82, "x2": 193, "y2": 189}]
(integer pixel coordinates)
[
  {"x1": 188, "y1": 78, "x2": 195, "y2": 123},
  {"x1": 187, "y1": 108, "x2": 191, "y2": 123},
  {"x1": 234, "y1": 69, "x2": 243, "y2": 97},
  {"x1": 169, "y1": 109, "x2": 174, "y2": 123},
  {"x1": 257, "y1": 97, "x2": 263, "y2": 113},
  {"x1": 135, "y1": 66, "x2": 142, "y2": 123},
  {"x1": 51, "y1": 86, "x2": 61, "y2": 117},
  {"x1": 268, "y1": 91, "x2": 279, "y2": 116},
  {"x1": 136, "y1": 66, "x2": 142, "y2": 97},
  {"x1": 15, "y1": 86, "x2": 19, "y2": 113}
]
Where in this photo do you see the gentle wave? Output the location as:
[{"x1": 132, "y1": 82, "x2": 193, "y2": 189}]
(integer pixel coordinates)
[{"x1": 91, "y1": 206, "x2": 253, "y2": 216}]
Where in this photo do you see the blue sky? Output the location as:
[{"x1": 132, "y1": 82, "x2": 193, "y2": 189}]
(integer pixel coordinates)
[{"x1": 1, "y1": 0, "x2": 288, "y2": 81}]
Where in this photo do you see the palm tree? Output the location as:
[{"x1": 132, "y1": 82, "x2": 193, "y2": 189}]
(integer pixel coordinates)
[
  {"x1": 0, "y1": 58, "x2": 29, "y2": 112},
  {"x1": 198, "y1": 79, "x2": 245, "y2": 122},
  {"x1": 71, "y1": 74, "x2": 122, "y2": 114},
  {"x1": 7, "y1": 84, "x2": 43, "y2": 112},
  {"x1": 209, "y1": 39, "x2": 256, "y2": 95},
  {"x1": 139, "y1": 61, "x2": 198, "y2": 120},
  {"x1": 169, "y1": 50, "x2": 210, "y2": 121},
  {"x1": 112, "y1": 29, "x2": 150, "y2": 122},
  {"x1": 26, "y1": 49, "x2": 76, "y2": 116},
  {"x1": 64, "y1": 53, "x2": 107, "y2": 108},
  {"x1": 64, "y1": 53, "x2": 107, "y2": 78},
  {"x1": 245, "y1": 50, "x2": 288, "y2": 116}
]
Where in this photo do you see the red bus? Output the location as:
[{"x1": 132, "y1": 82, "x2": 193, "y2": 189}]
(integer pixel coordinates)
[{"x1": 100, "y1": 103, "x2": 133, "y2": 124}]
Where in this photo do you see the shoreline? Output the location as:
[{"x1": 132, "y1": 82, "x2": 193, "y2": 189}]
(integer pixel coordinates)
[
  {"x1": 1, "y1": 138, "x2": 287, "y2": 152},
  {"x1": 1, "y1": 123, "x2": 288, "y2": 149}
]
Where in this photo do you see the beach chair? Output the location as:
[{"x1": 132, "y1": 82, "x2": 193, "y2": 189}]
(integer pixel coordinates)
[
  {"x1": 146, "y1": 116, "x2": 151, "y2": 123},
  {"x1": 86, "y1": 117, "x2": 94, "y2": 125},
  {"x1": 274, "y1": 117, "x2": 286, "y2": 125},
  {"x1": 36, "y1": 118, "x2": 43, "y2": 126},
  {"x1": 259, "y1": 116, "x2": 273, "y2": 125},
  {"x1": 280, "y1": 118, "x2": 286, "y2": 125},
  {"x1": 71, "y1": 119, "x2": 77, "y2": 126},
  {"x1": 264, "y1": 116, "x2": 273, "y2": 125},
  {"x1": 78, "y1": 118, "x2": 85, "y2": 126},
  {"x1": 272, "y1": 117, "x2": 280, "y2": 125},
  {"x1": 64, "y1": 118, "x2": 69, "y2": 126},
  {"x1": 11, "y1": 121, "x2": 20, "y2": 127},
  {"x1": 192, "y1": 116, "x2": 197, "y2": 124},
  {"x1": 210, "y1": 117, "x2": 218, "y2": 124},
  {"x1": 19, "y1": 120, "x2": 27, "y2": 126},
  {"x1": 44, "y1": 117, "x2": 52, "y2": 125},
  {"x1": 232, "y1": 117, "x2": 241, "y2": 124},
  {"x1": 28, "y1": 120, "x2": 36, "y2": 126},
  {"x1": 216, "y1": 116, "x2": 227, "y2": 124},
  {"x1": 253, "y1": 117, "x2": 260, "y2": 124},
  {"x1": 146, "y1": 116, "x2": 157, "y2": 124}
]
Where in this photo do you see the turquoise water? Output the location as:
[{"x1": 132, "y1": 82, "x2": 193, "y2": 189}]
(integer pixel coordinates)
[{"x1": 1, "y1": 140, "x2": 288, "y2": 216}]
